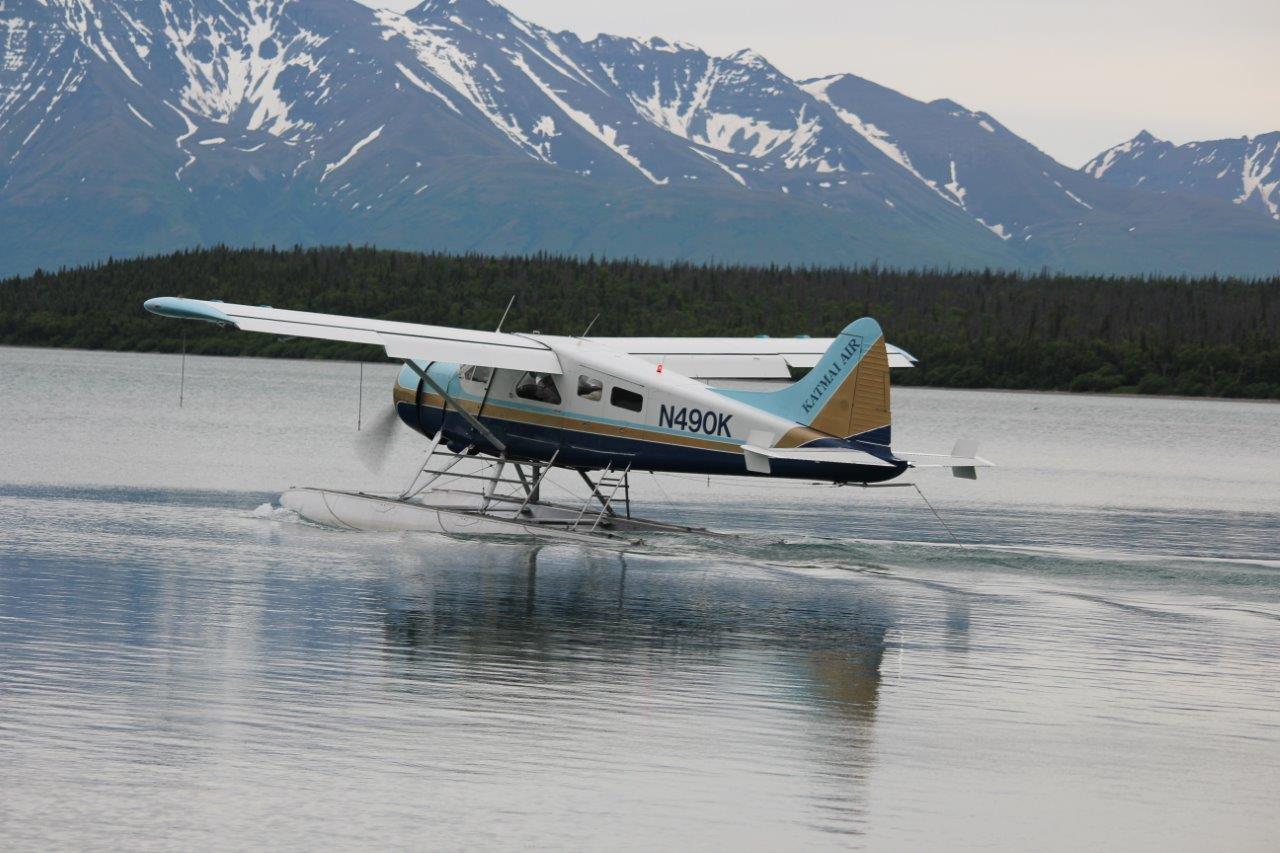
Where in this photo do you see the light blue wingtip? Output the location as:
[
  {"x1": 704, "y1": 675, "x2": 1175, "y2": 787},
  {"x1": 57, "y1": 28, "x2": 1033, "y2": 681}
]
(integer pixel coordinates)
[{"x1": 143, "y1": 297, "x2": 234, "y2": 326}]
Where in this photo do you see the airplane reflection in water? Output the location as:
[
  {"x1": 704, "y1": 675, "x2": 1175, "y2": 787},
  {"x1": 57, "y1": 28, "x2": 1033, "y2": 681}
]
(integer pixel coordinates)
[{"x1": 374, "y1": 545, "x2": 949, "y2": 831}]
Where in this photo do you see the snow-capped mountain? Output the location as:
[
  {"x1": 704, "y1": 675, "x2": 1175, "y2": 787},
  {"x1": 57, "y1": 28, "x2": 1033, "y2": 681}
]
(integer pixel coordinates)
[
  {"x1": 1, "y1": 0, "x2": 1277, "y2": 278},
  {"x1": 1085, "y1": 131, "x2": 1280, "y2": 222},
  {"x1": 804, "y1": 74, "x2": 1112, "y2": 241}
]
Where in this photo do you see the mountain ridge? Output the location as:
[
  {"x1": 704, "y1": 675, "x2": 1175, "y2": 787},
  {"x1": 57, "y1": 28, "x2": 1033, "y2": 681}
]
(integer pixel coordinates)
[
  {"x1": 1084, "y1": 130, "x2": 1280, "y2": 222},
  {"x1": 0, "y1": 0, "x2": 1276, "y2": 277}
]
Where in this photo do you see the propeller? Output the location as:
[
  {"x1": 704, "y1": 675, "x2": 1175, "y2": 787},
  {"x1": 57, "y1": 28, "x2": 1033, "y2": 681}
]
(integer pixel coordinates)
[{"x1": 355, "y1": 403, "x2": 401, "y2": 472}]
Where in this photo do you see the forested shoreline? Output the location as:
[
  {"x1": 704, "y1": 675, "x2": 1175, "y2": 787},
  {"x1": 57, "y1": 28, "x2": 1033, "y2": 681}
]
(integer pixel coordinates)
[{"x1": 1, "y1": 246, "x2": 1276, "y2": 399}]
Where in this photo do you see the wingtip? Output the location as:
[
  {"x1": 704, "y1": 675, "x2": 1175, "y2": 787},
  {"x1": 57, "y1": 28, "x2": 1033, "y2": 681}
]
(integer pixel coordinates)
[{"x1": 144, "y1": 296, "x2": 234, "y2": 326}]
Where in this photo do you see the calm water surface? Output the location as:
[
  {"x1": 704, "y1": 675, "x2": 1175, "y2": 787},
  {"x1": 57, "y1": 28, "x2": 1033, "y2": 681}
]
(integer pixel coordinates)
[{"x1": 1, "y1": 347, "x2": 1277, "y2": 850}]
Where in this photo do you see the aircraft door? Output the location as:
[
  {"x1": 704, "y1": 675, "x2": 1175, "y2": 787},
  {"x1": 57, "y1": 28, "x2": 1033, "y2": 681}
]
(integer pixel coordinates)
[
  {"x1": 499, "y1": 368, "x2": 565, "y2": 459},
  {"x1": 570, "y1": 370, "x2": 649, "y2": 464}
]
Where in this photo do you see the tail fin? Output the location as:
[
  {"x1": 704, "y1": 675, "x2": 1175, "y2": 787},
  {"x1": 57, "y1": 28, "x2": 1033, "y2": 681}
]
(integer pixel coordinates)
[{"x1": 727, "y1": 317, "x2": 892, "y2": 445}]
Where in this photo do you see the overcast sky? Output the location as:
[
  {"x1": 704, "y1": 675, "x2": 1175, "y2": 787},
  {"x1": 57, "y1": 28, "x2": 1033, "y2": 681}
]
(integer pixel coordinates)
[{"x1": 361, "y1": 0, "x2": 1278, "y2": 166}]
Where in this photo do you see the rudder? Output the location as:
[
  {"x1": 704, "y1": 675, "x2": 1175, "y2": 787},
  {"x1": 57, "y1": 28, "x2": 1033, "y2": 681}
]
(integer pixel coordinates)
[{"x1": 724, "y1": 317, "x2": 892, "y2": 445}]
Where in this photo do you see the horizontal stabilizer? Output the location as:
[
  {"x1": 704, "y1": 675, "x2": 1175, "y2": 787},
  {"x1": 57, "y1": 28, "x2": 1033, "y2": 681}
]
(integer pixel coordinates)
[
  {"x1": 895, "y1": 439, "x2": 994, "y2": 479},
  {"x1": 742, "y1": 444, "x2": 897, "y2": 475}
]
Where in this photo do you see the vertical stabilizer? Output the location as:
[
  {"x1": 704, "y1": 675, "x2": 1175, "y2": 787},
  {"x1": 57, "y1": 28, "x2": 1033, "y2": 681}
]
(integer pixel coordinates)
[{"x1": 721, "y1": 317, "x2": 892, "y2": 445}]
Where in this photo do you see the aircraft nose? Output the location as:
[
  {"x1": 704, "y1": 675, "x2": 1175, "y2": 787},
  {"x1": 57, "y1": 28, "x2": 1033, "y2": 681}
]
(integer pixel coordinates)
[
  {"x1": 392, "y1": 364, "x2": 430, "y2": 435},
  {"x1": 394, "y1": 395, "x2": 417, "y2": 431}
]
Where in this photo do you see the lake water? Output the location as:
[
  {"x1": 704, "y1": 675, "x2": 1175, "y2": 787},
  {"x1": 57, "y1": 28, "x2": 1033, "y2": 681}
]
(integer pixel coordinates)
[{"x1": 1, "y1": 346, "x2": 1277, "y2": 850}]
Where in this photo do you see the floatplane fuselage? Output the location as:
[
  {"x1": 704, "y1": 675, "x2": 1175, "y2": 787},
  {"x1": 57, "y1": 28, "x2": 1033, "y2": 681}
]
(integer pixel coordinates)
[{"x1": 392, "y1": 328, "x2": 907, "y2": 485}]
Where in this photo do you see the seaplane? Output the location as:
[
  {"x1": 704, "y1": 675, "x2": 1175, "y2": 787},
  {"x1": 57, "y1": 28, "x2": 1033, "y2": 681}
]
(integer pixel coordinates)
[{"x1": 144, "y1": 296, "x2": 991, "y2": 546}]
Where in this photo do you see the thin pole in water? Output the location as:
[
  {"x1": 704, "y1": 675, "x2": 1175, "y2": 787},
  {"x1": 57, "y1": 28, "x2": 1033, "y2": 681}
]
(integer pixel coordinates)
[
  {"x1": 357, "y1": 361, "x2": 363, "y2": 431},
  {"x1": 179, "y1": 324, "x2": 186, "y2": 408}
]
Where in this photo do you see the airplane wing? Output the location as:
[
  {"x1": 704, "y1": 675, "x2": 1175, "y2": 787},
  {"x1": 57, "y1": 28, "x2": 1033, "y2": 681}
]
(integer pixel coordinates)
[
  {"x1": 143, "y1": 297, "x2": 563, "y2": 373},
  {"x1": 588, "y1": 336, "x2": 917, "y2": 380}
]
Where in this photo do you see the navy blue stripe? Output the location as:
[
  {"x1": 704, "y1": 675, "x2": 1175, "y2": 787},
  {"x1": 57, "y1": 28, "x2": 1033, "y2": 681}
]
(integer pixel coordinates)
[{"x1": 398, "y1": 402, "x2": 906, "y2": 483}]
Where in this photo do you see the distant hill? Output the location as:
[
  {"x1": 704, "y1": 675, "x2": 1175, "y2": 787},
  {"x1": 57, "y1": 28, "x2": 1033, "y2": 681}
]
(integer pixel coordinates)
[
  {"x1": 2, "y1": 246, "x2": 1277, "y2": 399},
  {"x1": 1, "y1": 0, "x2": 1278, "y2": 278}
]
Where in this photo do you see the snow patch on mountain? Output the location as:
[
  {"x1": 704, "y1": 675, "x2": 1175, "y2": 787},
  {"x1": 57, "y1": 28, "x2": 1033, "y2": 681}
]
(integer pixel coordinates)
[
  {"x1": 2, "y1": 14, "x2": 36, "y2": 74},
  {"x1": 624, "y1": 57, "x2": 716, "y2": 139},
  {"x1": 804, "y1": 76, "x2": 948, "y2": 200},
  {"x1": 1238, "y1": 140, "x2": 1279, "y2": 218},
  {"x1": 976, "y1": 218, "x2": 1010, "y2": 240},
  {"x1": 45, "y1": 0, "x2": 142, "y2": 85},
  {"x1": 508, "y1": 51, "x2": 667, "y2": 185},
  {"x1": 943, "y1": 160, "x2": 966, "y2": 206},
  {"x1": 394, "y1": 61, "x2": 460, "y2": 115},
  {"x1": 1, "y1": 9, "x2": 84, "y2": 158},
  {"x1": 379, "y1": 9, "x2": 545, "y2": 161},
  {"x1": 1063, "y1": 187, "x2": 1092, "y2": 210},
  {"x1": 702, "y1": 113, "x2": 787, "y2": 159},
  {"x1": 1083, "y1": 132, "x2": 1153, "y2": 179},
  {"x1": 690, "y1": 146, "x2": 745, "y2": 186},
  {"x1": 125, "y1": 101, "x2": 152, "y2": 127},
  {"x1": 532, "y1": 115, "x2": 556, "y2": 137},
  {"x1": 696, "y1": 111, "x2": 827, "y2": 172},
  {"x1": 595, "y1": 41, "x2": 844, "y2": 178},
  {"x1": 510, "y1": 16, "x2": 607, "y2": 96},
  {"x1": 164, "y1": 1, "x2": 327, "y2": 138},
  {"x1": 6, "y1": 60, "x2": 84, "y2": 162},
  {"x1": 321, "y1": 124, "x2": 384, "y2": 182},
  {"x1": 164, "y1": 98, "x2": 198, "y2": 179}
]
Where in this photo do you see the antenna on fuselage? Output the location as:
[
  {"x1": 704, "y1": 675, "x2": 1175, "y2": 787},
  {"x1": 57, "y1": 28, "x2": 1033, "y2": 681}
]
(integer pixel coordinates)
[
  {"x1": 580, "y1": 312, "x2": 601, "y2": 338},
  {"x1": 495, "y1": 294, "x2": 516, "y2": 333}
]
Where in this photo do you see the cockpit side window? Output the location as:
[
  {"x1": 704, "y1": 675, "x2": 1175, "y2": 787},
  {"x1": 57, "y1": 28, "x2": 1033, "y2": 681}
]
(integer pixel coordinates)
[
  {"x1": 461, "y1": 365, "x2": 493, "y2": 384},
  {"x1": 515, "y1": 372, "x2": 561, "y2": 405},
  {"x1": 577, "y1": 375, "x2": 603, "y2": 401},
  {"x1": 610, "y1": 386, "x2": 643, "y2": 413}
]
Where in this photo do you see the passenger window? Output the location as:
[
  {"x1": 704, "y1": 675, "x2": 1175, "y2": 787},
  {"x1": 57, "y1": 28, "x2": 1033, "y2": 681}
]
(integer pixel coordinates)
[
  {"x1": 610, "y1": 386, "x2": 643, "y2": 413},
  {"x1": 577, "y1": 375, "x2": 603, "y2": 401},
  {"x1": 515, "y1": 372, "x2": 561, "y2": 405},
  {"x1": 462, "y1": 365, "x2": 492, "y2": 384}
]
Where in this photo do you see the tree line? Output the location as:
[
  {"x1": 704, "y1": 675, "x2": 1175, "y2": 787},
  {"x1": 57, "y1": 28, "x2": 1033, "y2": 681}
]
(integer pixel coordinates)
[{"x1": 1, "y1": 245, "x2": 1277, "y2": 399}]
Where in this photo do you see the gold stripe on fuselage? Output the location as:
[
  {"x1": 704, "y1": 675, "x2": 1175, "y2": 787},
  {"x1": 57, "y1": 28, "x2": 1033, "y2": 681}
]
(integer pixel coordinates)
[{"x1": 393, "y1": 383, "x2": 745, "y2": 454}]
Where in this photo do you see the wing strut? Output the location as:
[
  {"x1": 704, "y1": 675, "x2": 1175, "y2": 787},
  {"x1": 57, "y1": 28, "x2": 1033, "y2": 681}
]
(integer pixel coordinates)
[{"x1": 404, "y1": 361, "x2": 507, "y2": 453}]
